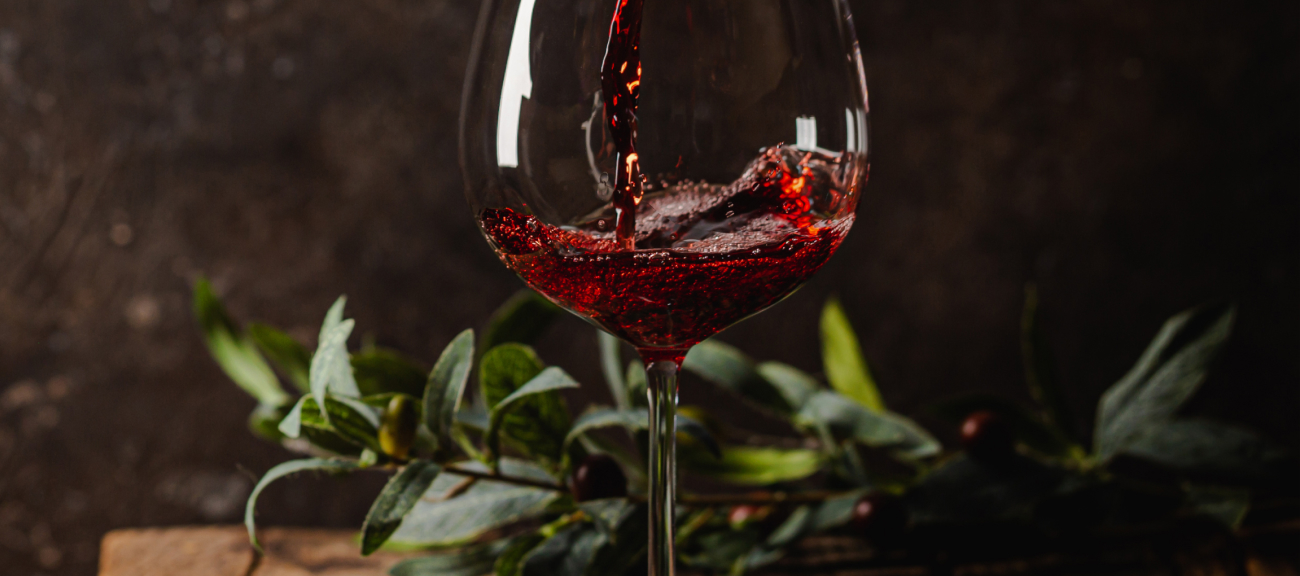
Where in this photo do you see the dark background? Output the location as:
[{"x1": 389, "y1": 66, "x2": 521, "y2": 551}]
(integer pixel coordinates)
[{"x1": 0, "y1": 0, "x2": 1296, "y2": 574}]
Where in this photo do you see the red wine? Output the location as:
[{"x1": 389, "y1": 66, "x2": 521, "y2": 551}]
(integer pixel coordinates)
[
  {"x1": 601, "y1": 0, "x2": 645, "y2": 249},
  {"x1": 481, "y1": 146, "x2": 856, "y2": 350}
]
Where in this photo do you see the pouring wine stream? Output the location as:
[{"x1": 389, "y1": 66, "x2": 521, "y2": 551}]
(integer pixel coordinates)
[
  {"x1": 602, "y1": 0, "x2": 645, "y2": 251},
  {"x1": 600, "y1": 1, "x2": 682, "y2": 573}
]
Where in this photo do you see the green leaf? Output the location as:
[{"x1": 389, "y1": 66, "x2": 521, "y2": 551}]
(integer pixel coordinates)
[
  {"x1": 563, "y1": 408, "x2": 720, "y2": 461},
  {"x1": 521, "y1": 524, "x2": 602, "y2": 576},
  {"x1": 755, "y1": 362, "x2": 818, "y2": 412},
  {"x1": 279, "y1": 395, "x2": 382, "y2": 453},
  {"x1": 598, "y1": 331, "x2": 630, "y2": 410},
  {"x1": 1184, "y1": 484, "x2": 1250, "y2": 530},
  {"x1": 683, "y1": 340, "x2": 793, "y2": 415},
  {"x1": 929, "y1": 393, "x2": 1079, "y2": 458},
  {"x1": 820, "y1": 297, "x2": 885, "y2": 412},
  {"x1": 495, "y1": 534, "x2": 547, "y2": 576},
  {"x1": 389, "y1": 459, "x2": 562, "y2": 547},
  {"x1": 564, "y1": 408, "x2": 647, "y2": 453},
  {"x1": 481, "y1": 345, "x2": 574, "y2": 464},
  {"x1": 325, "y1": 395, "x2": 383, "y2": 451},
  {"x1": 245, "y1": 458, "x2": 358, "y2": 551},
  {"x1": 353, "y1": 349, "x2": 428, "y2": 398},
  {"x1": 193, "y1": 279, "x2": 290, "y2": 406},
  {"x1": 487, "y1": 366, "x2": 580, "y2": 465},
  {"x1": 483, "y1": 289, "x2": 561, "y2": 353},
  {"x1": 677, "y1": 414, "x2": 723, "y2": 460},
  {"x1": 744, "y1": 488, "x2": 868, "y2": 569},
  {"x1": 278, "y1": 395, "x2": 310, "y2": 438},
  {"x1": 424, "y1": 329, "x2": 475, "y2": 456},
  {"x1": 796, "y1": 391, "x2": 940, "y2": 460},
  {"x1": 248, "y1": 323, "x2": 312, "y2": 393},
  {"x1": 1120, "y1": 418, "x2": 1289, "y2": 484},
  {"x1": 388, "y1": 541, "x2": 510, "y2": 576},
  {"x1": 679, "y1": 527, "x2": 761, "y2": 572},
  {"x1": 908, "y1": 453, "x2": 1065, "y2": 525},
  {"x1": 248, "y1": 402, "x2": 291, "y2": 442},
  {"x1": 319, "y1": 296, "x2": 347, "y2": 341},
  {"x1": 681, "y1": 446, "x2": 823, "y2": 485},
  {"x1": 310, "y1": 318, "x2": 360, "y2": 415},
  {"x1": 361, "y1": 460, "x2": 442, "y2": 555},
  {"x1": 1020, "y1": 285, "x2": 1075, "y2": 440},
  {"x1": 625, "y1": 360, "x2": 647, "y2": 408},
  {"x1": 1094, "y1": 304, "x2": 1236, "y2": 460},
  {"x1": 581, "y1": 500, "x2": 647, "y2": 576}
]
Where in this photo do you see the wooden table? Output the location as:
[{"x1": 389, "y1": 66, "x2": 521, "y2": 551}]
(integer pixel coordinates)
[
  {"x1": 99, "y1": 525, "x2": 1298, "y2": 576},
  {"x1": 99, "y1": 526, "x2": 410, "y2": 576}
]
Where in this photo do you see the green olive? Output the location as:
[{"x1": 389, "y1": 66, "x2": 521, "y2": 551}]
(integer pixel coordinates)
[{"x1": 379, "y1": 394, "x2": 419, "y2": 460}]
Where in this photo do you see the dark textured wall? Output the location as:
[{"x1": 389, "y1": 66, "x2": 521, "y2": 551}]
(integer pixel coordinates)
[{"x1": 0, "y1": 0, "x2": 1295, "y2": 574}]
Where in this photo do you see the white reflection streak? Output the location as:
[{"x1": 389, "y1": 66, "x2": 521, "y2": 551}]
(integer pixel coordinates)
[
  {"x1": 496, "y1": 0, "x2": 538, "y2": 168},
  {"x1": 844, "y1": 109, "x2": 856, "y2": 152},
  {"x1": 795, "y1": 116, "x2": 817, "y2": 152}
]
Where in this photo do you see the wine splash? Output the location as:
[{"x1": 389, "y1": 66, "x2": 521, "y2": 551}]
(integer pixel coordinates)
[
  {"x1": 601, "y1": 0, "x2": 645, "y2": 250},
  {"x1": 481, "y1": 145, "x2": 856, "y2": 349}
]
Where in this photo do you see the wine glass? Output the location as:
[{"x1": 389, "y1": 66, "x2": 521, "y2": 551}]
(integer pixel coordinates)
[{"x1": 460, "y1": 0, "x2": 868, "y2": 573}]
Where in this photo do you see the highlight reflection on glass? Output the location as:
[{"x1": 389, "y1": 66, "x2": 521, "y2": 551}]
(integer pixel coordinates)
[{"x1": 494, "y1": 0, "x2": 537, "y2": 168}]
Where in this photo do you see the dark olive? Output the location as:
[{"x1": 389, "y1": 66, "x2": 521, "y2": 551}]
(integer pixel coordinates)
[
  {"x1": 851, "y1": 493, "x2": 907, "y2": 540},
  {"x1": 960, "y1": 409, "x2": 1016, "y2": 460},
  {"x1": 569, "y1": 454, "x2": 628, "y2": 502}
]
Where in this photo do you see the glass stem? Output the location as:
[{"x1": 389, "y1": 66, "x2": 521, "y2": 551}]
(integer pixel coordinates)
[{"x1": 642, "y1": 351, "x2": 683, "y2": 576}]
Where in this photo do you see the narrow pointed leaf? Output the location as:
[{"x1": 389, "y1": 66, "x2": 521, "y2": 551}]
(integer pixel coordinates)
[
  {"x1": 193, "y1": 279, "x2": 289, "y2": 406},
  {"x1": 521, "y1": 524, "x2": 605, "y2": 576},
  {"x1": 353, "y1": 349, "x2": 428, "y2": 397},
  {"x1": 677, "y1": 414, "x2": 723, "y2": 460},
  {"x1": 1185, "y1": 484, "x2": 1251, "y2": 530},
  {"x1": 310, "y1": 319, "x2": 358, "y2": 413},
  {"x1": 281, "y1": 395, "x2": 382, "y2": 453},
  {"x1": 361, "y1": 460, "x2": 442, "y2": 555},
  {"x1": 319, "y1": 296, "x2": 347, "y2": 343},
  {"x1": 683, "y1": 340, "x2": 793, "y2": 414},
  {"x1": 483, "y1": 289, "x2": 561, "y2": 353},
  {"x1": 495, "y1": 534, "x2": 547, "y2": 576},
  {"x1": 1121, "y1": 418, "x2": 1289, "y2": 484},
  {"x1": 564, "y1": 408, "x2": 648, "y2": 452},
  {"x1": 796, "y1": 391, "x2": 940, "y2": 459},
  {"x1": 598, "y1": 331, "x2": 630, "y2": 410},
  {"x1": 487, "y1": 366, "x2": 580, "y2": 464},
  {"x1": 248, "y1": 402, "x2": 291, "y2": 442},
  {"x1": 1021, "y1": 285, "x2": 1075, "y2": 440},
  {"x1": 1095, "y1": 304, "x2": 1235, "y2": 459},
  {"x1": 584, "y1": 502, "x2": 647, "y2": 576},
  {"x1": 681, "y1": 446, "x2": 823, "y2": 485},
  {"x1": 755, "y1": 362, "x2": 818, "y2": 412},
  {"x1": 563, "y1": 408, "x2": 720, "y2": 460},
  {"x1": 821, "y1": 298, "x2": 885, "y2": 412},
  {"x1": 389, "y1": 459, "x2": 561, "y2": 547},
  {"x1": 424, "y1": 329, "x2": 475, "y2": 454},
  {"x1": 388, "y1": 541, "x2": 510, "y2": 576},
  {"x1": 908, "y1": 453, "x2": 1065, "y2": 524},
  {"x1": 744, "y1": 490, "x2": 866, "y2": 570},
  {"x1": 324, "y1": 395, "x2": 383, "y2": 451},
  {"x1": 248, "y1": 323, "x2": 312, "y2": 393},
  {"x1": 245, "y1": 458, "x2": 357, "y2": 550},
  {"x1": 625, "y1": 359, "x2": 647, "y2": 407}
]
